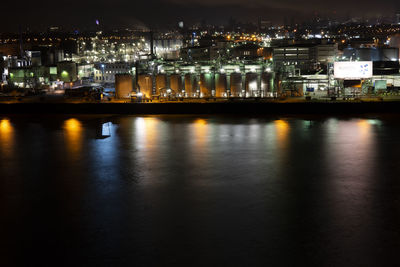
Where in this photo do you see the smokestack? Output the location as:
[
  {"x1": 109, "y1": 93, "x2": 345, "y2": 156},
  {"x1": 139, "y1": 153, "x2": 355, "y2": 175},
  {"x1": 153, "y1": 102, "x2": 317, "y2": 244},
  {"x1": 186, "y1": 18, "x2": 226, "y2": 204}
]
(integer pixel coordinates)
[
  {"x1": 19, "y1": 25, "x2": 24, "y2": 58},
  {"x1": 150, "y1": 31, "x2": 154, "y2": 58}
]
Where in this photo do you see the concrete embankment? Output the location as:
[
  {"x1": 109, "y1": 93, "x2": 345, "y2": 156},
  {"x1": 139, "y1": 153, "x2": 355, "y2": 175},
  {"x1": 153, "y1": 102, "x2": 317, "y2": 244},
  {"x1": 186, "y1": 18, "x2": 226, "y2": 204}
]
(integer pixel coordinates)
[{"x1": 0, "y1": 101, "x2": 400, "y2": 115}]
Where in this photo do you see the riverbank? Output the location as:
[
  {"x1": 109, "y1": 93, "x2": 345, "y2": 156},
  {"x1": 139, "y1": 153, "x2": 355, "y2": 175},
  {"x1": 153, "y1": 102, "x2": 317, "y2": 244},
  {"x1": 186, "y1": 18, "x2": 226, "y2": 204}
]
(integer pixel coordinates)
[{"x1": 1, "y1": 100, "x2": 400, "y2": 115}]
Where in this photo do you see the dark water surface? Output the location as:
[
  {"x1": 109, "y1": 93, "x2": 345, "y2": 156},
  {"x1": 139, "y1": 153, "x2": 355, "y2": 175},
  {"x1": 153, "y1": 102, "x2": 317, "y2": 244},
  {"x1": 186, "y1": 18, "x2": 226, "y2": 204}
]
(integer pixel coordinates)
[{"x1": 1, "y1": 115, "x2": 400, "y2": 266}]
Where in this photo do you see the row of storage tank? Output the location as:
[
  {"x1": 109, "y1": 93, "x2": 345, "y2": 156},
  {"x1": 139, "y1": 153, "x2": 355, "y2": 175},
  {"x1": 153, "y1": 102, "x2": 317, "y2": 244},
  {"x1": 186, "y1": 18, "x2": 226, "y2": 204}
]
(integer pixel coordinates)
[{"x1": 116, "y1": 73, "x2": 275, "y2": 98}]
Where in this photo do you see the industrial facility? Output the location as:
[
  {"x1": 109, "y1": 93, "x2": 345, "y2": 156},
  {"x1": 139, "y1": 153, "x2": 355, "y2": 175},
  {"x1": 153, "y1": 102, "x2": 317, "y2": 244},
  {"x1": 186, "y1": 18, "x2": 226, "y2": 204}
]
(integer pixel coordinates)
[{"x1": 2, "y1": 20, "x2": 400, "y2": 102}]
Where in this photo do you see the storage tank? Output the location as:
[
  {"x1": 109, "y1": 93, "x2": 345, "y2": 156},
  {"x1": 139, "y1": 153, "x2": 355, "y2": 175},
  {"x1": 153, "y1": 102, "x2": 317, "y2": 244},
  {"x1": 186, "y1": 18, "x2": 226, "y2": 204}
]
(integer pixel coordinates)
[
  {"x1": 381, "y1": 48, "x2": 399, "y2": 61},
  {"x1": 261, "y1": 72, "x2": 273, "y2": 97},
  {"x1": 184, "y1": 74, "x2": 195, "y2": 97},
  {"x1": 230, "y1": 73, "x2": 242, "y2": 97},
  {"x1": 137, "y1": 74, "x2": 153, "y2": 98},
  {"x1": 115, "y1": 74, "x2": 133, "y2": 99},
  {"x1": 356, "y1": 48, "x2": 375, "y2": 61},
  {"x1": 193, "y1": 75, "x2": 201, "y2": 97},
  {"x1": 389, "y1": 34, "x2": 400, "y2": 59},
  {"x1": 245, "y1": 73, "x2": 258, "y2": 97},
  {"x1": 169, "y1": 74, "x2": 181, "y2": 94},
  {"x1": 215, "y1": 73, "x2": 227, "y2": 97},
  {"x1": 200, "y1": 73, "x2": 213, "y2": 97},
  {"x1": 155, "y1": 74, "x2": 167, "y2": 95}
]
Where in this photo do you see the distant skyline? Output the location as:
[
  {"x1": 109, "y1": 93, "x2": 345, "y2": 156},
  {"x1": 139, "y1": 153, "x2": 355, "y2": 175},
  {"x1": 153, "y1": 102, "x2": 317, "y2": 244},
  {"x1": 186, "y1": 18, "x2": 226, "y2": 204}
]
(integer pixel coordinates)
[{"x1": 1, "y1": 0, "x2": 400, "y2": 31}]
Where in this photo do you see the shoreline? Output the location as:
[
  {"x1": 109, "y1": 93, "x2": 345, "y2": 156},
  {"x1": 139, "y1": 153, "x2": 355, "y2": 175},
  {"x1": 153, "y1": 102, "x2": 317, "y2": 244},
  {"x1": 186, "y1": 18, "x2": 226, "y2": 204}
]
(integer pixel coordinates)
[{"x1": 1, "y1": 101, "x2": 400, "y2": 115}]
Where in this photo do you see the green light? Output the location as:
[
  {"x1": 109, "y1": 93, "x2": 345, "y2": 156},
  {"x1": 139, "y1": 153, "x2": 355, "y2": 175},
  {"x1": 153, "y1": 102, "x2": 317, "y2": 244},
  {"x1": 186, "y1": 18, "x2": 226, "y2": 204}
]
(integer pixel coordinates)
[
  {"x1": 30, "y1": 72, "x2": 34, "y2": 77},
  {"x1": 10, "y1": 73, "x2": 14, "y2": 78},
  {"x1": 61, "y1": 71, "x2": 68, "y2": 78},
  {"x1": 50, "y1": 67, "x2": 57, "y2": 75}
]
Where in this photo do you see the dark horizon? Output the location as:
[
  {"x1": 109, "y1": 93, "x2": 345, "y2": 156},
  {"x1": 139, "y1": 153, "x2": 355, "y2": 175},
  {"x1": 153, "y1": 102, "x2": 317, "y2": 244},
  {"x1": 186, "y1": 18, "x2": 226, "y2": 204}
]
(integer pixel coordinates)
[{"x1": 1, "y1": 0, "x2": 400, "y2": 32}]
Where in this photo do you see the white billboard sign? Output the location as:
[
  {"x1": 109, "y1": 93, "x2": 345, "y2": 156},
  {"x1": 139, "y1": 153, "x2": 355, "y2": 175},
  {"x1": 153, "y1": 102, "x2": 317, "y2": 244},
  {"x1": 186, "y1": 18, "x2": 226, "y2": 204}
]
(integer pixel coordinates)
[{"x1": 334, "y1": 61, "x2": 373, "y2": 79}]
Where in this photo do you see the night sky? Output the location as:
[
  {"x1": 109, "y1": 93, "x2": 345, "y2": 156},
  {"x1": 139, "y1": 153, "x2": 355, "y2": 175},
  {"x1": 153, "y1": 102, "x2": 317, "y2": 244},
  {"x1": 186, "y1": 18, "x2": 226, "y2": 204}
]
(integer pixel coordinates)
[{"x1": 1, "y1": 0, "x2": 400, "y2": 31}]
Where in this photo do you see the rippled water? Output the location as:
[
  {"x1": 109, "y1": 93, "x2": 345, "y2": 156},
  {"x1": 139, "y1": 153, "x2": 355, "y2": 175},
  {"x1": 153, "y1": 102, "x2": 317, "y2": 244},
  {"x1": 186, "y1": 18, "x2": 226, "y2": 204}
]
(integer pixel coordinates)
[{"x1": 1, "y1": 115, "x2": 400, "y2": 266}]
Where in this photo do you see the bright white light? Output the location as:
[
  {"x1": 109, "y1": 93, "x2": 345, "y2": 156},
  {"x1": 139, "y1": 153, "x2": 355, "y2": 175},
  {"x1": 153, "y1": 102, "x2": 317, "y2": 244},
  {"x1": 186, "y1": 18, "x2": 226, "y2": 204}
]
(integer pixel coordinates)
[{"x1": 250, "y1": 81, "x2": 257, "y2": 90}]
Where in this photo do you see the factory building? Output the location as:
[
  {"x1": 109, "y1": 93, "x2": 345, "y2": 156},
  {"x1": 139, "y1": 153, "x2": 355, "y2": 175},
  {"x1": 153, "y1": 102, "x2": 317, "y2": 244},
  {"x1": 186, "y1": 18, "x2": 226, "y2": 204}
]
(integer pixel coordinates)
[
  {"x1": 93, "y1": 62, "x2": 131, "y2": 83},
  {"x1": 154, "y1": 38, "x2": 183, "y2": 60},
  {"x1": 8, "y1": 61, "x2": 78, "y2": 87},
  {"x1": 343, "y1": 47, "x2": 399, "y2": 62},
  {"x1": 273, "y1": 43, "x2": 337, "y2": 74},
  {"x1": 26, "y1": 51, "x2": 42, "y2": 66},
  {"x1": 57, "y1": 61, "x2": 78, "y2": 82},
  {"x1": 342, "y1": 47, "x2": 400, "y2": 75},
  {"x1": 316, "y1": 44, "x2": 337, "y2": 63},
  {"x1": 180, "y1": 46, "x2": 218, "y2": 61},
  {"x1": 232, "y1": 43, "x2": 262, "y2": 59}
]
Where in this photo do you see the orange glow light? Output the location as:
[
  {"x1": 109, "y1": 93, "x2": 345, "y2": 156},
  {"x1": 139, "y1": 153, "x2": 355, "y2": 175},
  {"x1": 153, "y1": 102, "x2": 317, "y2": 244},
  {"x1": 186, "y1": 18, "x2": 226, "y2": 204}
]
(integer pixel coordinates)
[
  {"x1": 63, "y1": 118, "x2": 83, "y2": 156},
  {"x1": 274, "y1": 119, "x2": 290, "y2": 147},
  {"x1": 0, "y1": 119, "x2": 14, "y2": 153},
  {"x1": 0, "y1": 119, "x2": 12, "y2": 134}
]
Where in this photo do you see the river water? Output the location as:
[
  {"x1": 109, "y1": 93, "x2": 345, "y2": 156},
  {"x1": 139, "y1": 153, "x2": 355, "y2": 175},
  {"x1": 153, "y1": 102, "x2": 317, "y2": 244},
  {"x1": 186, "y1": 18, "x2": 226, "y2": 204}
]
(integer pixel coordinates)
[{"x1": 1, "y1": 115, "x2": 400, "y2": 266}]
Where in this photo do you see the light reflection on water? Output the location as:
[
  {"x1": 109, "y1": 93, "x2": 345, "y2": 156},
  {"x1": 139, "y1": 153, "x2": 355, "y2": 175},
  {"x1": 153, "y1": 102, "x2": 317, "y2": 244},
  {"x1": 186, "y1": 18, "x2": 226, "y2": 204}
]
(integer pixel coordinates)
[
  {"x1": 134, "y1": 117, "x2": 160, "y2": 150},
  {"x1": 2, "y1": 115, "x2": 400, "y2": 266},
  {"x1": 0, "y1": 119, "x2": 14, "y2": 156},
  {"x1": 322, "y1": 118, "x2": 380, "y2": 259},
  {"x1": 274, "y1": 119, "x2": 290, "y2": 157},
  {"x1": 63, "y1": 118, "x2": 83, "y2": 157},
  {"x1": 192, "y1": 118, "x2": 209, "y2": 153},
  {"x1": 133, "y1": 117, "x2": 166, "y2": 185},
  {"x1": 325, "y1": 118, "x2": 376, "y2": 179},
  {"x1": 274, "y1": 119, "x2": 290, "y2": 146}
]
